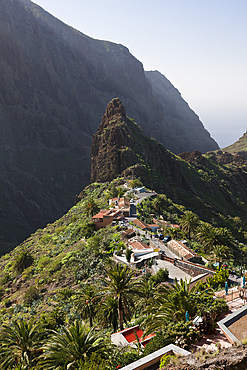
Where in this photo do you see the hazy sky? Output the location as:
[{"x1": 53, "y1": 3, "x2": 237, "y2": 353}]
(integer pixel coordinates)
[{"x1": 33, "y1": 0, "x2": 247, "y2": 148}]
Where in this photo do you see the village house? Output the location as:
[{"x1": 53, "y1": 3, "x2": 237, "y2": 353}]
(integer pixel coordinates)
[
  {"x1": 132, "y1": 219, "x2": 151, "y2": 231},
  {"x1": 109, "y1": 197, "x2": 130, "y2": 217},
  {"x1": 147, "y1": 223, "x2": 159, "y2": 233},
  {"x1": 121, "y1": 229, "x2": 136, "y2": 240},
  {"x1": 92, "y1": 209, "x2": 124, "y2": 229},
  {"x1": 108, "y1": 197, "x2": 119, "y2": 207},
  {"x1": 153, "y1": 217, "x2": 180, "y2": 229},
  {"x1": 167, "y1": 239, "x2": 203, "y2": 263},
  {"x1": 128, "y1": 239, "x2": 154, "y2": 259}
]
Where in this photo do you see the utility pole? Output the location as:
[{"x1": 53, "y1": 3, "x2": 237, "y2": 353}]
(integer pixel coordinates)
[{"x1": 240, "y1": 243, "x2": 243, "y2": 276}]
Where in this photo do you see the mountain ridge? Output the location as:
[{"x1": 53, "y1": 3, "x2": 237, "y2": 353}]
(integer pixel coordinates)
[
  {"x1": 223, "y1": 132, "x2": 247, "y2": 159},
  {"x1": 91, "y1": 98, "x2": 247, "y2": 234},
  {"x1": 0, "y1": 0, "x2": 218, "y2": 250}
]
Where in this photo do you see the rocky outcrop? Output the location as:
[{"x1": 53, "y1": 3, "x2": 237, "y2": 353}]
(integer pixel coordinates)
[
  {"x1": 91, "y1": 98, "x2": 182, "y2": 192},
  {"x1": 178, "y1": 151, "x2": 207, "y2": 167},
  {"x1": 91, "y1": 99, "x2": 247, "y2": 231},
  {"x1": 0, "y1": 0, "x2": 218, "y2": 249},
  {"x1": 161, "y1": 345, "x2": 247, "y2": 370}
]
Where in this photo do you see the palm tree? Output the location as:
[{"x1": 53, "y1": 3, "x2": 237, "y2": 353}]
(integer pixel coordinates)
[
  {"x1": 216, "y1": 227, "x2": 235, "y2": 248},
  {"x1": 196, "y1": 223, "x2": 234, "y2": 254},
  {"x1": 75, "y1": 284, "x2": 100, "y2": 327},
  {"x1": 97, "y1": 296, "x2": 118, "y2": 332},
  {"x1": 40, "y1": 320, "x2": 107, "y2": 370},
  {"x1": 164, "y1": 226, "x2": 180, "y2": 240},
  {"x1": 179, "y1": 211, "x2": 199, "y2": 240},
  {"x1": 84, "y1": 197, "x2": 99, "y2": 217},
  {"x1": 196, "y1": 222, "x2": 219, "y2": 253},
  {"x1": 143, "y1": 278, "x2": 205, "y2": 334},
  {"x1": 153, "y1": 194, "x2": 167, "y2": 216},
  {"x1": 13, "y1": 249, "x2": 34, "y2": 273},
  {"x1": 101, "y1": 263, "x2": 139, "y2": 330},
  {"x1": 210, "y1": 244, "x2": 233, "y2": 268},
  {"x1": 0, "y1": 320, "x2": 44, "y2": 369},
  {"x1": 136, "y1": 279, "x2": 157, "y2": 313}
]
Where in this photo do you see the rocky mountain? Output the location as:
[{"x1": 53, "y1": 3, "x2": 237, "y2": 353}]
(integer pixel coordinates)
[
  {"x1": 145, "y1": 71, "x2": 218, "y2": 154},
  {"x1": 91, "y1": 98, "x2": 247, "y2": 231},
  {"x1": 91, "y1": 98, "x2": 183, "y2": 192},
  {"x1": 0, "y1": 0, "x2": 218, "y2": 250}
]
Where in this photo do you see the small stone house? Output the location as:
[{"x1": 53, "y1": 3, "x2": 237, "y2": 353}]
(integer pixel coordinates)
[{"x1": 167, "y1": 239, "x2": 203, "y2": 263}]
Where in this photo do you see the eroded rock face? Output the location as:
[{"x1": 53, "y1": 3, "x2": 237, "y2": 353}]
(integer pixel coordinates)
[
  {"x1": 0, "y1": 0, "x2": 218, "y2": 249},
  {"x1": 145, "y1": 71, "x2": 219, "y2": 154},
  {"x1": 178, "y1": 151, "x2": 207, "y2": 167},
  {"x1": 91, "y1": 98, "x2": 183, "y2": 190},
  {"x1": 161, "y1": 345, "x2": 247, "y2": 370},
  {"x1": 91, "y1": 99, "x2": 247, "y2": 229}
]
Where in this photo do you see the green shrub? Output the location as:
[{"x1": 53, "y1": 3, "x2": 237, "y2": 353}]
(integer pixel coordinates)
[
  {"x1": 3, "y1": 298, "x2": 12, "y2": 308},
  {"x1": 150, "y1": 268, "x2": 169, "y2": 285},
  {"x1": 55, "y1": 225, "x2": 67, "y2": 234},
  {"x1": 207, "y1": 268, "x2": 229, "y2": 287},
  {"x1": 159, "y1": 354, "x2": 175, "y2": 368},
  {"x1": 0, "y1": 287, "x2": 4, "y2": 300},
  {"x1": 126, "y1": 248, "x2": 132, "y2": 262},
  {"x1": 78, "y1": 354, "x2": 109, "y2": 370},
  {"x1": 23, "y1": 286, "x2": 39, "y2": 305},
  {"x1": 37, "y1": 256, "x2": 51, "y2": 269},
  {"x1": 22, "y1": 266, "x2": 34, "y2": 281},
  {"x1": 0, "y1": 273, "x2": 11, "y2": 285},
  {"x1": 13, "y1": 249, "x2": 34, "y2": 273},
  {"x1": 143, "y1": 333, "x2": 169, "y2": 356},
  {"x1": 40, "y1": 235, "x2": 52, "y2": 244},
  {"x1": 48, "y1": 260, "x2": 62, "y2": 274}
]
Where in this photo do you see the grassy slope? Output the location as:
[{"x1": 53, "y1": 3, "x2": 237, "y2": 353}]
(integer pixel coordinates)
[
  {"x1": 0, "y1": 182, "x2": 115, "y2": 324},
  {"x1": 223, "y1": 132, "x2": 247, "y2": 154}
]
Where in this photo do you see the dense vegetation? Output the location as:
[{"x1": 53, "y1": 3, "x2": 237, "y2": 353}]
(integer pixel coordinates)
[
  {"x1": 0, "y1": 178, "x2": 243, "y2": 369},
  {"x1": 137, "y1": 193, "x2": 247, "y2": 271}
]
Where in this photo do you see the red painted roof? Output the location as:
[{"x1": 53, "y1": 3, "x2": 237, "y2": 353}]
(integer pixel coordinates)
[
  {"x1": 113, "y1": 325, "x2": 156, "y2": 346},
  {"x1": 123, "y1": 327, "x2": 144, "y2": 343}
]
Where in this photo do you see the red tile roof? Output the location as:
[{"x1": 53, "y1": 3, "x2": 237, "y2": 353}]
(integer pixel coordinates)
[
  {"x1": 92, "y1": 209, "x2": 122, "y2": 219},
  {"x1": 129, "y1": 241, "x2": 152, "y2": 251},
  {"x1": 133, "y1": 219, "x2": 150, "y2": 230}
]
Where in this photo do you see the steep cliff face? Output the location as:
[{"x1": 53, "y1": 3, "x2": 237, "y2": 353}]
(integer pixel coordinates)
[
  {"x1": 91, "y1": 99, "x2": 247, "y2": 229},
  {"x1": 145, "y1": 71, "x2": 219, "y2": 153},
  {"x1": 0, "y1": 0, "x2": 218, "y2": 249},
  {"x1": 91, "y1": 98, "x2": 182, "y2": 191}
]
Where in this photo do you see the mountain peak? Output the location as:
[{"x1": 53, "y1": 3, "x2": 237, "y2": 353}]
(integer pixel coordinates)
[{"x1": 104, "y1": 98, "x2": 126, "y2": 120}]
